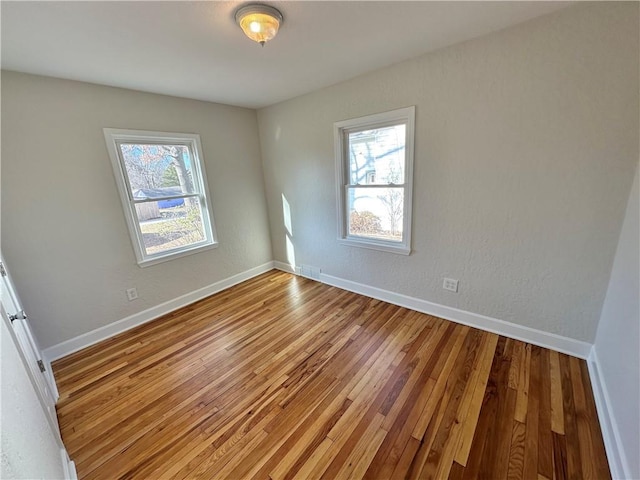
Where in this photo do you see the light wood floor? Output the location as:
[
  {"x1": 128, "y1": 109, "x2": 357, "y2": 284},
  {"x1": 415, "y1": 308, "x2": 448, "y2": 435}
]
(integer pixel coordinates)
[{"x1": 53, "y1": 270, "x2": 610, "y2": 479}]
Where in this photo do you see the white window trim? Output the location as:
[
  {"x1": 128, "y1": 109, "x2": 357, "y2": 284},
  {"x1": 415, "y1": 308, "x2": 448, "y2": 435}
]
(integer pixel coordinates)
[
  {"x1": 334, "y1": 106, "x2": 415, "y2": 255},
  {"x1": 103, "y1": 128, "x2": 218, "y2": 267}
]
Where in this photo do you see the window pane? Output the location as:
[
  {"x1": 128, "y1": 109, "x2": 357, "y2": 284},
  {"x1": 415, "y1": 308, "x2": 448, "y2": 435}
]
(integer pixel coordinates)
[
  {"x1": 118, "y1": 143, "x2": 196, "y2": 198},
  {"x1": 348, "y1": 124, "x2": 405, "y2": 186},
  {"x1": 347, "y1": 187, "x2": 404, "y2": 242},
  {"x1": 135, "y1": 199, "x2": 206, "y2": 256}
]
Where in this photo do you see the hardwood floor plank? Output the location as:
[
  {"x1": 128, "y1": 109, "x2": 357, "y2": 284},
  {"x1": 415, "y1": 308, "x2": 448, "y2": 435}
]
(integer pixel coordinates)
[
  {"x1": 523, "y1": 346, "x2": 541, "y2": 479},
  {"x1": 458, "y1": 337, "x2": 507, "y2": 480},
  {"x1": 356, "y1": 319, "x2": 449, "y2": 480},
  {"x1": 452, "y1": 332, "x2": 499, "y2": 466},
  {"x1": 559, "y1": 353, "x2": 584, "y2": 480},
  {"x1": 538, "y1": 348, "x2": 554, "y2": 479},
  {"x1": 410, "y1": 324, "x2": 467, "y2": 441},
  {"x1": 331, "y1": 412, "x2": 386, "y2": 479},
  {"x1": 508, "y1": 340, "x2": 523, "y2": 390},
  {"x1": 425, "y1": 331, "x2": 484, "y2": 480},
  {"x1": 514, "y1": 343, "x2": 532, "y2": 423},
  {"x1": 487, "y1": 359, "x2": 518, "y2": 479},
  {"x1": 234, "y1": 304, "x2": 411, "y2": 479},
  {"x1": 388, "y1": 436, "x2": 421, "y2": 479},
  {"x1": 507, "y1": 420, "x2": 526, "y2": 480},
  {"x1": 549, "y1": 350, "x2": 565, "y2": 435},
  {"x1": 324, "y1": 326, "x2": 466, "y2": 478},
  {"x1": 477, "y1": 337, "x2": 515, "y2": 479},
  {"x1": 50, "y1": 270, "x2": 610, "y2": 480},
  {"x1": 449, "y1": 461, "x2": 466, "y2": 480},
  {"x1": 552, "y1": 431, "x2": 569, "y2": 480},
  {"x1": 268, "y1": 397, "x2": 353, "y2": 480}
]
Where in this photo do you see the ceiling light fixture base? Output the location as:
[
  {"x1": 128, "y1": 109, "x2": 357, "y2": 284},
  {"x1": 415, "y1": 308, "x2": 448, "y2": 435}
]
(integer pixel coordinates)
[{"x1": 235, "y1": 3, "x2": 284, "y2": 46}]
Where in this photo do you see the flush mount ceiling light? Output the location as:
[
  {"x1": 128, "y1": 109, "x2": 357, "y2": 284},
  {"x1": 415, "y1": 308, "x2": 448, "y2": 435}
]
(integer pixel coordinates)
[{"x1": 235, "y1": 3, "x2": 283, "y2": 46}]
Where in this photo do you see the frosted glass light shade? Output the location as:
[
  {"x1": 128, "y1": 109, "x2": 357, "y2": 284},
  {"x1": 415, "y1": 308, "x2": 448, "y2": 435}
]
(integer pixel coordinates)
[{"x1": 235, "y1": 4, "x2": 283, "y2": 46}]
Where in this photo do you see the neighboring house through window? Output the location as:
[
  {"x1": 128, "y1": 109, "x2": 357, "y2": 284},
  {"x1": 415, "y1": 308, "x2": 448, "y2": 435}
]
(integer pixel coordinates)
[
  {"x1": 103, "y1": 129, "x2": 218, "y2": 266},
  {"x1": 334, "y1": 106, "x2": 415, "y2": 254}
]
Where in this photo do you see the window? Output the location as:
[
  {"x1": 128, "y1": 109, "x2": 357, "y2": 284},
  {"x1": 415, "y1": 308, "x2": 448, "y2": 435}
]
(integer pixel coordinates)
[
  {"x1": 334, "y1": 106, "x2": 415, "y2": 255},
  {"x1": 103, "y1": 129, "x2": 217, "y2": 266}
]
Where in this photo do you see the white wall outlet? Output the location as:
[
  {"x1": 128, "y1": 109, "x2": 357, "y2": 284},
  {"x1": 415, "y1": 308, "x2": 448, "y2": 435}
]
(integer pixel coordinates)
[
  {"x1": 126, "y1": 287, "x2": 138, "y2": 301},
  {"x1": 443, "y1": 278, "x2": 459, "y2": 293}
]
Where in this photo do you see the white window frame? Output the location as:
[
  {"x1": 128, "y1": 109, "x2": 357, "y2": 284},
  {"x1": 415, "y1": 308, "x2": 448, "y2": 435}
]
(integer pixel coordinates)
[
  {"x1": 103, "y1": 128, "x2": 218, "y2": 267},
  {"x1": 334, "y1": 106, "x2": 415, "y2": 255}
]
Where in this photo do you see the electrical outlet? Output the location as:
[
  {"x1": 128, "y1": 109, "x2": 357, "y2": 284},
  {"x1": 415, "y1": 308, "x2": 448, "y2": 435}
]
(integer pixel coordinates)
[
  {"x1": 126, "y1": 287, "x2": 138, "y2": 301},
  {"x1": 443, "y1": 278, "x2": 459, "y2": 293}
]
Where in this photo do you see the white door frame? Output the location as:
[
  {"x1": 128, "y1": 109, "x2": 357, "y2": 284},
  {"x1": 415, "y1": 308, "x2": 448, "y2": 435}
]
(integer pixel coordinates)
[{"x1": 1, "y1": 256, "x2": 60, "y2": 431}]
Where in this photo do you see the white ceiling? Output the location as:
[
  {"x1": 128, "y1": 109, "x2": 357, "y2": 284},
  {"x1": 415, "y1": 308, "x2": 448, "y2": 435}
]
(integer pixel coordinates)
[{"x1": 1, "y1": 1, "x2": 570, "y2": 109}]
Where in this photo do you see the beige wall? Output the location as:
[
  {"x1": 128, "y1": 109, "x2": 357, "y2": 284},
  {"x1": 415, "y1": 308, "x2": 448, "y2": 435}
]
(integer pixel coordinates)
[
  {"x1": 1, "y1": 72, "x2": 273, "y2": 348},
  {"x1": 257, "y1": 2, "x2": 639, "y2": 342}
]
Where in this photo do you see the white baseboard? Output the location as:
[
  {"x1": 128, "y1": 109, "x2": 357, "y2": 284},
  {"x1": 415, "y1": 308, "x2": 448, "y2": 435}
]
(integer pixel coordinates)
[
  {"x1": 43, "y1": 358, "x2": 59, "y2": 400},
  {"x1": 273, "y1": 260, "x2": 297, "y2": 274},
  {"x1": 587, "y1": 349, "x2": 631, "y2": 480},
  {"x1": 60, "y1": 448, "x2": 77, "y2": 480},
  {"x1": 46, "y1": 261, "x2": 591, "y2": 363},
  {"x1": 43, "y1": 262, "x2": 275, "y2": 362},
  {"x1": 273, "y1": 263, "x2": 591, "y2": 359},
  {"x1": 320, "y1": 273, "x2": 592, "y2": 358}
]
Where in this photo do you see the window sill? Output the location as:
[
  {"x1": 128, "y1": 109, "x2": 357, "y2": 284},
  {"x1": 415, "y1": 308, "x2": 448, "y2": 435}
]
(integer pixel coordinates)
[
  {"x1": 138, "y1": 241, "x2": 219, "y2": 267},
  {"x1": 338, "y1": 237, "x2": 410, "y2": 255}
]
